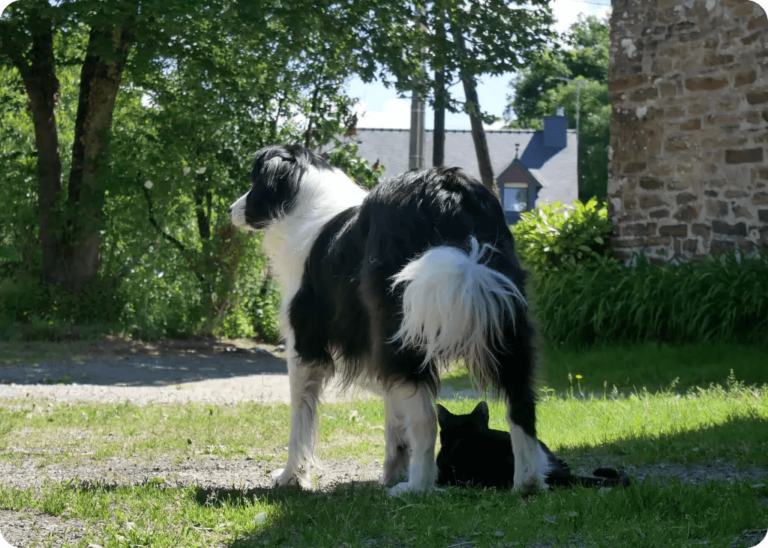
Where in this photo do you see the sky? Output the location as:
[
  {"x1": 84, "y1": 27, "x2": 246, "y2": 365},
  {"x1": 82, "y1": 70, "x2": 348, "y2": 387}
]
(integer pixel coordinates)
[{"x1": 345, "y1": 0, "x2": 612, "y2": 131}]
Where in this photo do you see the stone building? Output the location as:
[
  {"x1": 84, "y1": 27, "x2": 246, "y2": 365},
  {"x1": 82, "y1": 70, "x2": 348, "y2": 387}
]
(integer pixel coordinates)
[{"x1": 608, "y1": 0, "x2": 768, "y2": 261}]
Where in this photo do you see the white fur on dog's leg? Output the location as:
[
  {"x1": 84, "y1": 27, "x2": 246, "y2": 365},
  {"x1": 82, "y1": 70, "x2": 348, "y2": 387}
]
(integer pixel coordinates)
[
  {"x1": 383, "y1": 384, "x2": 437, "y2": 495},
  {"x1": 276, "y1": 346, "x2": 329, "y2": 491},
  {"x1": 388, "y1": 481, "x2": 417, "y2": 497},
  {"x1": 510, "y1": 424, "x2": 550, "y2": 493},
  {"x1": 270, "y1": 468, "x2": 285, "y2": 480}
]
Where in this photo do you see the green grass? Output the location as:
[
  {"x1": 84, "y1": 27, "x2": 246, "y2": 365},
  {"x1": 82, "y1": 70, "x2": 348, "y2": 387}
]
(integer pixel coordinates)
[
  {"x1": 1, "y1": 379, "x2": 767, "y2": 468},
  {"x1": 0, "y1": 479, "x2": 766, "y2": 547},
  {"x1": 443, "y1": 342, "x2": 768, "y2": 395}
]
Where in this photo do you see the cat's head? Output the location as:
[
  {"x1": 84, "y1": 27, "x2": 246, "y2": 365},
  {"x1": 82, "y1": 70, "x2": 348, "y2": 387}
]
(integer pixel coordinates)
[{"x1": 436, "y1": 401, "x2": 490, "y2": 446}]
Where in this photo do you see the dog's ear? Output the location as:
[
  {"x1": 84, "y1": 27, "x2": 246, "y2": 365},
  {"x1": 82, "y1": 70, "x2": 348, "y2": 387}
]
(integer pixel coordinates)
[
  {"x1": 470, "y1": 401, "x2": 490, "y2": 427},
  {"x1": 436, "y1": 403, "x2": 452, "y2": 426}
]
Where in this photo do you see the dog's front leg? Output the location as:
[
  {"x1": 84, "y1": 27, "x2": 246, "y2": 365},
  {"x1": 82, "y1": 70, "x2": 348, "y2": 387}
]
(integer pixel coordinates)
[
  {"x1": 273, "y1": 349, "x2": 328, "y2": 490},
  {"x1": 379, "y1": 399, "x2": 408, "y2": 486}
]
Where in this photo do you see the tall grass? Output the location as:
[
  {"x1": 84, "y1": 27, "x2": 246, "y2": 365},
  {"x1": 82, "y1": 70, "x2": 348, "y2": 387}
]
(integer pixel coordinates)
[{"x1": 531, "y1": 250, "x2": 768, "y2": 347}]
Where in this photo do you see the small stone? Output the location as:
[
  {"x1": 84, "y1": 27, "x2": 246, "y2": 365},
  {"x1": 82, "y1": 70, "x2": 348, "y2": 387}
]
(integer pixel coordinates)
[
  {"x1": 543, "y1": 515, "x2": 557, "y2": 524},
  {"x1": 495, "y1": 530, "x2": 505, "y2": 537},
  {"x1": 255, "y1": 512, "x2": 268, "y2": 525}
]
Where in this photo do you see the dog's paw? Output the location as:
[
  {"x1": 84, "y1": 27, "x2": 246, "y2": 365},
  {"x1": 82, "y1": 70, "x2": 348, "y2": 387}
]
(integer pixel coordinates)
[
  {"x1": 272, "y1": 468, "x2": 313, "y2": 490},
  {"x1": 513, "y1": 471, "x2": 547, "y2": 495}
]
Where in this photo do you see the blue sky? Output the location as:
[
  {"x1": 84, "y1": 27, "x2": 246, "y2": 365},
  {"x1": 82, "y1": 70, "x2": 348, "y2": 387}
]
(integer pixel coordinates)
[{"x1": 345, "y1": 0, "x2": 611, "y2": 130}]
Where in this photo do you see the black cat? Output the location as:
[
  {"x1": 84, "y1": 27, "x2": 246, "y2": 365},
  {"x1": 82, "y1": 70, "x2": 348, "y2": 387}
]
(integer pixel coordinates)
[{"x1": 436, "y1": 401, "x2": 631, "y2": 489}]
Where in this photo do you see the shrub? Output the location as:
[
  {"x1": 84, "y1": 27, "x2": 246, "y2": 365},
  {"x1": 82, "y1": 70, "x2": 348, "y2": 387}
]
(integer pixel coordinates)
[
  {"x1": 326, "y1": 142, "x2": 385, "y2": 189},
  {"x1": 511, "y1": 198, "x2": 615, "y2": 273},
  {"x1": 530, "y1": 250, "x2": 768, "y2": 347}
]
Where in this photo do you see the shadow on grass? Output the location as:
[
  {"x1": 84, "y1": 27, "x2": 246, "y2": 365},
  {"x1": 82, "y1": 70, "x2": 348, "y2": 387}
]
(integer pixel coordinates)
[
  {"x1": 220, "y1": 416, "x2": 768, "y2": 547},
  {"x1": 537, "y1": 342, "x2": 768, "y2": 394},
  {"x1": 553, "y1": 414, "x2": 768, "y2": 472},
  {"x1": 442, "y1": 342, "x2": 768, "y2": 396}
]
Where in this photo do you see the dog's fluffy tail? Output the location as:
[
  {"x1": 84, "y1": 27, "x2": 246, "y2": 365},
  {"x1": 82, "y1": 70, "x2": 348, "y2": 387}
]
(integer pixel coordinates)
[{"x1": 391, "y1": 237, "x2": 525, "y2": 387}]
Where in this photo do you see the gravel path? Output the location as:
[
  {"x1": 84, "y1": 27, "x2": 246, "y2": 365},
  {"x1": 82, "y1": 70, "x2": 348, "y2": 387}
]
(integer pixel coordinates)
[
  {"x1": 0, "y1": 510, "x2": 93, "y2": 548},
  {"x1": 0, "y1": 348, "x2": 472, "y2": 404},
  {"x1": 0, "y1": 349, "x2": 360, "y2": 404}
]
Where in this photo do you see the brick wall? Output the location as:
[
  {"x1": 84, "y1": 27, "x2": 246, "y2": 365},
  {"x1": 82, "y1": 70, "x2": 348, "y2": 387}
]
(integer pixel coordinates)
[{"x1": 608, "y1": 0, "x2": 768, "y2": 261}]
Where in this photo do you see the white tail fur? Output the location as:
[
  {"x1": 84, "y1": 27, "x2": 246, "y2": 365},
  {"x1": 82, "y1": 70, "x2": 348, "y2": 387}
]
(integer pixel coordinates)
[{"x1": 390, "y1": 237, "x2": 525, "y2": 387}]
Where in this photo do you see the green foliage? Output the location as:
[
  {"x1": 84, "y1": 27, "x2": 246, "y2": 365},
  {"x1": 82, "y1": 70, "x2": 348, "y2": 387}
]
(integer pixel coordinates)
[
  {"x1": 0, "y1": 276, "x2": 126, "y2": 340},
  {"x1": 512, "y1": 198, "x2": 614, "y2": 274},
  {"x1": 505, "y1": 15, "x2": 610, "y2": 201},
  {"x1": 530, "y1": 251, "x2": 768, "y2": 347},
  {"x1": 0, "y1": 0, "x2": 365, "y2": 342},
  {"x1": 326, "y1": 141, "x2": 385, "y2": 189}
]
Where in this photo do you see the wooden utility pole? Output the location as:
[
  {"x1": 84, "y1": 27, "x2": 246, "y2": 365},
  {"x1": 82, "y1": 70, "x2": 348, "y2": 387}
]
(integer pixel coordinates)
[{"x1": 409, "y1": 7, "x2": 427, "y2": 170}]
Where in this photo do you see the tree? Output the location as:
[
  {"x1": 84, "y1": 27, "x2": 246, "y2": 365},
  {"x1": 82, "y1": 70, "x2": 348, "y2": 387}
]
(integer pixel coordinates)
[
  {"x1": 0, "y1": 0, "x2": 364, "y2": 294},
  {"x1": 504, "y1": 15, "x2": 610, "y2": 201},
  {"x1": 0, "y1": 0, "x2": 374, "y2": 338},
  {"x1": 289, "y1": 0, "x2": 555, "y2": 196},
  {"x1": 420, "y1": 0, "x2": 555, "y2": 196}
]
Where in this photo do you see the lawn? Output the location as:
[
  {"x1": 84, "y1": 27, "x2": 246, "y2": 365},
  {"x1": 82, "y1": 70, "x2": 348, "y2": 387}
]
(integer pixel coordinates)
[
  {"x1": 0, "y1": 342, "x2": 767, "y2": 547},
  {"x1": 442, "y1": 342, "x2": 768, "y2": 394}
]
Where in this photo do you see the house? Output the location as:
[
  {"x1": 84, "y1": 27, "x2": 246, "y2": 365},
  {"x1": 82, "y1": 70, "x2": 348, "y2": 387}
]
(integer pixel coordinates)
[{"x1": 337, "y1": 114, "x2": 578, "y2": 224}]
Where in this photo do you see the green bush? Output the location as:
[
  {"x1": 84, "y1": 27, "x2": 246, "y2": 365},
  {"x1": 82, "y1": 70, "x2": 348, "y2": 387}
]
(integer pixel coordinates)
[
  {"x1": 530, "y1": 250, "x2": 768, "y2": 347},
  {"x1": 0, "y1": 275, "x2": 126, "y2": 341},
  {"x1": 511, "y1": 198, "x2": 615, "y2": 273}
]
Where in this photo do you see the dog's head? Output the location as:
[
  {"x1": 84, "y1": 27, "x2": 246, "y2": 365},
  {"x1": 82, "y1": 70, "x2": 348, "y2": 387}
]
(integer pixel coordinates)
[{"x1": 228, "y1": 144, "x2": 336, "y2": 232}]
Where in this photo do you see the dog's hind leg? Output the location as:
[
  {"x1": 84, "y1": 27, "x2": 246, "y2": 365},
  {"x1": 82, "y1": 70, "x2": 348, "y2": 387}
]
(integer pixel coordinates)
[
  {"x1": 496, "y1": 327, "x2": 550, "y2": 494},
  {"x1": 273, "y1": 346, "x2": 331, "y2": 490},
  {"x1": 385, "y1": 383, "x2": 438, "y2": 496}
]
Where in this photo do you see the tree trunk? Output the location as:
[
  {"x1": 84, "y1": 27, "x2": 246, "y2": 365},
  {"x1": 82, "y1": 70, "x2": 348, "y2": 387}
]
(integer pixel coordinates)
[
  {"x1": 64, "y1": 22, "x2": 134, "y2": 291},
  {"x1": 1, "y1": 9, "x2": 63, "y2": 281},
  {"x1": 461, "y1": 77, "x2": 497, "y2": 198},
  {"x1": 450, "y1": 25, "x2": 499, "y2": 199}
]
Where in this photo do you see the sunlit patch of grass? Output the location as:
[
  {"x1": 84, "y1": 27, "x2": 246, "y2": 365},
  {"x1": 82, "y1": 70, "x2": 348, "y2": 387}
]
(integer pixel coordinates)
[{"x1": 1, "y1": 378, "x2": 767, "y2": 469}]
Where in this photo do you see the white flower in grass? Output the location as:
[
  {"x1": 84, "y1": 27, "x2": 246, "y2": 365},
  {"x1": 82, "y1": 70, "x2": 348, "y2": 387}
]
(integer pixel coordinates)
[
  {"x1": 183, "y1": 167, "x2": 191, "y2": 175},
  {"x1": 196, "y1": 166, "x2": 206, "y2": 174},
  {"x1": 144, "y1": 180, "x2": 153, "y2": 189}
]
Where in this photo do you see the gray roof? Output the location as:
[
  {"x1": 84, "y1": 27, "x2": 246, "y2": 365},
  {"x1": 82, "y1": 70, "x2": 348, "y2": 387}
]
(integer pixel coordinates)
[{"x1": 334, "y1": 128, "x2": 578, "y2": 206}]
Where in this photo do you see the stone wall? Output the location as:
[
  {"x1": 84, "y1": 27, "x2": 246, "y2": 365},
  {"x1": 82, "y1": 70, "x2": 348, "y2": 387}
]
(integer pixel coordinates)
[{"x1": 608, "y1": 0, "x2": 768, "y2": 261}]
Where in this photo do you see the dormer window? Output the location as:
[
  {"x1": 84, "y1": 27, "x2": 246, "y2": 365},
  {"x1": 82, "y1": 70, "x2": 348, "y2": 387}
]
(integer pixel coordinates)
[{"x1": 502, "y1": 184, "x2": 529, "y2": 213}]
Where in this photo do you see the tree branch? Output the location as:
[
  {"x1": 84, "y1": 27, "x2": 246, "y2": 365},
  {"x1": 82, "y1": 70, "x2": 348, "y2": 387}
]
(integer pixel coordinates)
[
  {"x1": 140, "y1": 183, "x2": 206, "y2": 284},
  {"x1": 141, "y1": 185, "x2": 186, "y2": 254}
]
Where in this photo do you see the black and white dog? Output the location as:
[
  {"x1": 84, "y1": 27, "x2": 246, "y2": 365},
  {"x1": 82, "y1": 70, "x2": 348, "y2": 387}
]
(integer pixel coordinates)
[{"x1": 228, "y1": 144, "x2": 549, "y2": 495}]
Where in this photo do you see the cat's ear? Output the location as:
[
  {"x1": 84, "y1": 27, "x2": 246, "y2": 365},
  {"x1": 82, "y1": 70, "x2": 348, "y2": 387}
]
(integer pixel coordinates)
[
  {"x1": 436, "y1": 403, "x2": 452, "y2": 425},
  {"x1": 471, "y1": 401, "x2": 490, "y2": 426}
]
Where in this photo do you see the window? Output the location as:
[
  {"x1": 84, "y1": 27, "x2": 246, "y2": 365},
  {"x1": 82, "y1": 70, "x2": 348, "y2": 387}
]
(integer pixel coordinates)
[{"x1": 502, "y1": 185, "x2": 529, "y2": 213}]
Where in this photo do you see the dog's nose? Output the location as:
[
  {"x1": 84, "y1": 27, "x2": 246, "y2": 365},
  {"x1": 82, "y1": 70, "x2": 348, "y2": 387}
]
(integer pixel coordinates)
[{"x1": 227, "y1": 206, "x2": 233, "y2": 216}]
